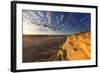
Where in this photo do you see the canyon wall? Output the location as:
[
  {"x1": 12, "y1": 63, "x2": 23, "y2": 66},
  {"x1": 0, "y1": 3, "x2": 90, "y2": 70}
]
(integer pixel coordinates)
[{"x1": 56, "y1": 32, "x2": 91, "y2": 61}]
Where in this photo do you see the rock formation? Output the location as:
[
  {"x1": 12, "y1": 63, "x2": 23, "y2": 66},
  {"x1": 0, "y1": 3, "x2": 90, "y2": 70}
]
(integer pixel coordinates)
[{"x1": 56, "y1": 32, "x2": 91, "y2": 61}]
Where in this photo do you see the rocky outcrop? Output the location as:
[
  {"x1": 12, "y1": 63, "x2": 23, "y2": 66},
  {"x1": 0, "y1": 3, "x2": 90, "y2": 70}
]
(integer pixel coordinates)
[{"x1": 56, "y1": 32, "x2": 91, "y2": 61}]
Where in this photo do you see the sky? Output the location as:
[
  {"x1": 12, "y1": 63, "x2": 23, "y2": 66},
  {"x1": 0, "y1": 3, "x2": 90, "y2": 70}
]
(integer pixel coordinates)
[{"x1": 23, "y1": 10, "x2": 91, "y2": 35}]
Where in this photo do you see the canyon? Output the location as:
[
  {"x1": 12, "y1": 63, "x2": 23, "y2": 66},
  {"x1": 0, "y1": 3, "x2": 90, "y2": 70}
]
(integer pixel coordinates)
[{"x1": 23, "y1": 32, "x2": 91, "y2": 62}]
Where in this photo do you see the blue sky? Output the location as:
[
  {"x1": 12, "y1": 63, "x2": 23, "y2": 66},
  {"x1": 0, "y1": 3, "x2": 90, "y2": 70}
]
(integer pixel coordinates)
[{"x1": 23, "y1": 10, "x2": 91, "y2": 35}]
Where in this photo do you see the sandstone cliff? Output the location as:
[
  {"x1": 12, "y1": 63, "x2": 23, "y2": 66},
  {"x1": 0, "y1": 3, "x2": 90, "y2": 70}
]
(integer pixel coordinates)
[{"x1": 56, "y1": 32, "x2": 91, "y2": 61}]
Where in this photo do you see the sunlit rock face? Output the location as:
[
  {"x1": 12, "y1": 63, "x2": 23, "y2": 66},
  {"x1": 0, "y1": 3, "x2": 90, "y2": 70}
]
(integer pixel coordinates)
[{"x1": 56, "y1": 32, "x2": 91, "y2": 61}]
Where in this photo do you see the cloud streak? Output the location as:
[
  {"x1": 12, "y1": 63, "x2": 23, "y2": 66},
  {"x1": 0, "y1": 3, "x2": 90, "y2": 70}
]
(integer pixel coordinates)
[{"x1": 23, "y1": 10, "x2": 91, "y2": 35}]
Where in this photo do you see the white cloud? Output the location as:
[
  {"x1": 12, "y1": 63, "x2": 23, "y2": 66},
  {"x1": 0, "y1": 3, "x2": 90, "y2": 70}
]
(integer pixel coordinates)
[
  {"x1": 23, "y1": 18, "x2": 58, "y2": 35},
  {"x1": 56, "y1": 16, "x2": 59, "y2": 24},
  {"x1": 80, "y1": 16, "x2": 88, "y2": 22},
  {"x1": 46, "y1": 12, "x2": 51, "y2": 25},
  {"x1": 60, "y1": 14, "x2": 64, "y2": 21},
  {"x1": 37, "y1": 11, "x2": 44, "y2": 17}
]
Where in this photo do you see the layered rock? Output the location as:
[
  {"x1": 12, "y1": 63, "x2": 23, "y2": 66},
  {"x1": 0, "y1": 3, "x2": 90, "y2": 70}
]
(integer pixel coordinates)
[{"x1": 56, "y1": 32, "x2": 91, "y2": 61}]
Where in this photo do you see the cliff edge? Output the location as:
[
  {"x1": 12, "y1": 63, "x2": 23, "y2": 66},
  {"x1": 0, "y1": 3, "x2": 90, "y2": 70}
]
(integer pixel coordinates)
[{"x1": 56, "y1": 32, "x2": 91, "y2": 61}]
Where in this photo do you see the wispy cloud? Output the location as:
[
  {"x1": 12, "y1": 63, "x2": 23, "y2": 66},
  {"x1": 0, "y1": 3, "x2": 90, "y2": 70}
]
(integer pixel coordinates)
[
  {"x1": 60, "y1": 14, "x2": 64, "y2": 21},
  {"x1": 23, "y1": 10, "x2": 90, "y2": 35},
  {"x1": 80, "y1": 16, "x2": 89, "y2": 22},
  {"x1": 46, "y1": 12, "x2": 51, "y2": 25}
]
